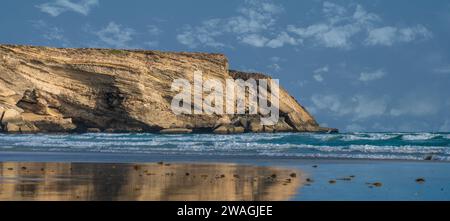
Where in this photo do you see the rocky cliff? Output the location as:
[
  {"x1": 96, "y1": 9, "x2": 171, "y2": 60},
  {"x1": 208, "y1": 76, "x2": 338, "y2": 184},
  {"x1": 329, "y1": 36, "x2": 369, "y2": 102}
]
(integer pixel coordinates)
[{"x1": 0, "y1": 44, "x2": 335, "y2": 133}]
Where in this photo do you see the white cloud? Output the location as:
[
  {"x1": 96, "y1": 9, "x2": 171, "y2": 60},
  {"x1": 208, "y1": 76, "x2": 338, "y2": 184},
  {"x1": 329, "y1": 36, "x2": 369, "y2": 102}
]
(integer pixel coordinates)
[
  {"x1": 177, "y1": 0, "x2": 295, "y2": 48},
  {"x1": 269, "y1": 56, "x2": 282, "y2": 62},
  {"x1": 147, "y1": 25, "x2": 162, "y2": 36},
  {"x1": 311, "y1": 96, "x2": 444, "y2": 131},
  {"x1": 440, "y1": 119, "x2": 450, "y2": 132},
  {"x1": 176, "y1": 28, "x2": 197, "y2": 48},
  {"x1": 359, "y1": 69, "x2": 386, "y2": 82},
  {"x1": 352, "y1": 95, "x2": 387, "y2": 120},
  {"x1": 322, "y1": 2, "x2": 347, "y2": 21},
  {"x1": 313, "y1": 74, "x2": 324, "y2": 82},
  {"x1": 239, "y1": 34, "x2": 269, "y2": 47},
  {"x1": 389, "y1": 97, "x2": 439, "y2": 117},
  {"x1": 364, "y1": 26, "x2": 396, "y2": 46},
  {"x1": 287, "y1": 2, "x2": 431, "y2": 49},
  {"x1": 371, "y1": 122, "x2": 395, "y2": 132},
  {"x1": 312, "y1": 66, "x2": 328, "y2": 82},
  {"x1": 267, "y1": 63, "x2": 281, "y2": 72},
  {"x1": 345, "y1": 123, "x2": 365, "y2": 132},
  {"x1": 176, "y1": 20, "x2": 226, "y2": 48},
  {"x1": 267, "y1": 57, "x2": 283, "y2": 72},
  {"x1": 365, "y1": 25, "x2": 432, "y2": 46},
  {"x1": 177, "y1": 1, "x2": 431, "y2": 49},
  {"x1": 310, "y1": 94, "x2": 352, "y2": 116},
  {"x1": 30, "y1": 20, "x2": 70, "y2": 46},
  {"x1": 94, "y1": 22, "x2": 136, "y2": 48},
  {"x1": 31, "y1": 20, "x2": 64, "y2": 41},
  {"x1": 311, "y1": 94, "x2": 388, "y2": 120},
  {"x1": 266, "y1": 32, "x2": 300, "y2": 48},
  {"x1": 287, "y1": 2, "x2": 379, "y2": 49},
  {"x1": 37, "y1": 0, "x2": 99, "y2": 17},
  {"x1": 84, "y1": 22, "x2": 160, "y2": 49},
  {"x1": 314, "y1": 66, "x2": 329, "y2": 73},
  {"x1": 226, "y1": 0, "x2": 281, "y2": 34}
]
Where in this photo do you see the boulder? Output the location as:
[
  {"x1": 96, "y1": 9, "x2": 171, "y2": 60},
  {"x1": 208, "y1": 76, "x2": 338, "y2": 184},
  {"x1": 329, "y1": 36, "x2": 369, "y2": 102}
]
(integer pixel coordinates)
[
  {"x1": 213, "y1": 125, "x2": 229, "y2": 134},
  {"x1": 1, "y1": 109, "x2": 22, "y2": 124},
  {"x1": 5, "y1": 123, "x2": 20, "y2": 133},
  {"x1": 233, "y1": 126, "x2": 245, "y2": 133},
  {"x1": 0, "y1": 106, "x2": 4, "y2": 126},
  {"x1": 213, "y1": 125, "x2": 245, "y2": 134},
  {"x1": 238, "y1": 117, "x2": 249, "y2": 129},
  {"x1": 159, "y1": 128, "x2": 193, "y2": 134},
  {"x1": 273, "y1": 118, "x2": 294, "y2": 132},
  {"x1": 32, "y1": 117, "x2": 76, "y2": 132},
  {"x1": 213, "y1": 116, "x2": 231, "y2": 129},
  {"x1": 87, "y1": 128, "x2": 101, "y2": 133},
  {"x1": 263, "y1": 125, "x2": 274, "y2": 133},
  {"x1": 19, "y1": 123, "x2": 38, "y2": 133},
  {"x1": 249, "y1": 120, "x2": 263, "y2": 133}
]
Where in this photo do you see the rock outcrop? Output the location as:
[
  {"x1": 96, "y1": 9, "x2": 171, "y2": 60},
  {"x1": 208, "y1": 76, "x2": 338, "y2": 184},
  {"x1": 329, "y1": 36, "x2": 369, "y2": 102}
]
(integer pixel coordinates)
[{"x1": 0, "y1": 44, "x2": 336, "y2": 133}]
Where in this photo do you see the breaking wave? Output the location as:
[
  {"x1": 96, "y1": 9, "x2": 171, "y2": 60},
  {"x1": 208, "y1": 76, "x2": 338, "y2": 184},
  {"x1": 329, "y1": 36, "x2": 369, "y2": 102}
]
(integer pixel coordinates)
[{"x1": 0, "y1": 132, "x2": 449, "y2": 161}]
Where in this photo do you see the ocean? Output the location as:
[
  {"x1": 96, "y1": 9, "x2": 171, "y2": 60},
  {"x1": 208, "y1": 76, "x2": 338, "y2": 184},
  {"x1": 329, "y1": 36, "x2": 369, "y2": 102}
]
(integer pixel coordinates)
[
  {"x1": 2, "y1": 132, "x2": 450, "y2": 201},
  {"x1": 0, "y1": 132, "x2": 449, "y2": 161}
]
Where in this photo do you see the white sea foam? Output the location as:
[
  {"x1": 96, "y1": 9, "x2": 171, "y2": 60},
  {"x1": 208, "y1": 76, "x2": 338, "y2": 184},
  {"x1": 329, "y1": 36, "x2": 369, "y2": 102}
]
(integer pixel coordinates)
[
  {"x1": 401, "y1": 133, "x2": 439, "y2": 141},
  {"x1": 310, "y1": 133, "x2": 342, "y2": 141},
  {"x1": 341, "y1": 133, "x2": 399, "y2": 141},
  {"x1": 257, "y1": 152, "x2": 429, "y2": 161},
  {"x1": 1, "y1": 132, "x2": 449, "y2": 161}
]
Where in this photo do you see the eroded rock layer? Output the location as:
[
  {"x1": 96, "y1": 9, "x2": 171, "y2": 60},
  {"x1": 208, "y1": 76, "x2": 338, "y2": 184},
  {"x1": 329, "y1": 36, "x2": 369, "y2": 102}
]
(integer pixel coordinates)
[{"x1": 0, "y1": 44, "x2": 336, "y2": 133}]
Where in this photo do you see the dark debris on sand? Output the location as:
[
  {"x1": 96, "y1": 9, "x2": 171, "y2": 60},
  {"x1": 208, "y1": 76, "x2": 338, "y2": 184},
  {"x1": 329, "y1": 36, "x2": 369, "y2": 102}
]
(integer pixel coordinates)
[
  {"x1": 366, "y1": 182, "x2": 383, "y2": 188},
  {"x1": 306, "y1": 178, "x2": 314, "y2": 183},
  {"x1": 337, "y1": 176, "x2": 353, "y2": 181},
  {"x1": 415, "y1": 178, "x2": 426, "y2": 184}
]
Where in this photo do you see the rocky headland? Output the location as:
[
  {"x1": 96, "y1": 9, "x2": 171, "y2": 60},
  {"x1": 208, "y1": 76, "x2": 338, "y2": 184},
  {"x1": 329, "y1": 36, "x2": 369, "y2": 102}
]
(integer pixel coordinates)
[{"x1": 0, "y1": 44, "x2": 336, "y2": 134}]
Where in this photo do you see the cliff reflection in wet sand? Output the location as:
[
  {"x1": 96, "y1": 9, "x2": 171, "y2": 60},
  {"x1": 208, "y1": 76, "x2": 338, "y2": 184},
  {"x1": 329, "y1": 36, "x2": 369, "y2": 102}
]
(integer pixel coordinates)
[{"x1": 0, "y1": 162, "x2": 302, "y2": 201}]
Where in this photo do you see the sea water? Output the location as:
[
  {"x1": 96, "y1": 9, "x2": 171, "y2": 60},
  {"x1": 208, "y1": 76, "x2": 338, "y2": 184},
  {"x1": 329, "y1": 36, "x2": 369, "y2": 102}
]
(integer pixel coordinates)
[{"x1": 0, "y1": 132, "x2": 449, "y2": 161}]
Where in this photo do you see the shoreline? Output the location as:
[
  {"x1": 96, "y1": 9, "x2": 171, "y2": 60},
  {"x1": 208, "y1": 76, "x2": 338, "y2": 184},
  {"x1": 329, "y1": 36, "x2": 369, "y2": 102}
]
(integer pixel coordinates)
[{"x1": 1, "y1": 151, "x2": 449, "y2": 164}]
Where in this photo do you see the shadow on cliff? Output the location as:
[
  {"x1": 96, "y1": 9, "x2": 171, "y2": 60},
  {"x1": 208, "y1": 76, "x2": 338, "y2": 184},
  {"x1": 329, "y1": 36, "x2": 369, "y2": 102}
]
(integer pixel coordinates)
[{"x1": 52, "y1": 66, "x2": 160, "y2": 133}]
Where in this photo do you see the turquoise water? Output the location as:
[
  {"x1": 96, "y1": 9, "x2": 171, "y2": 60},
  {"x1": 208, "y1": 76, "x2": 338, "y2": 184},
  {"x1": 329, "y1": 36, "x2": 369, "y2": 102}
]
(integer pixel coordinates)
[{"x1": 0, "y1": 132, "x2": 449, "y2": 161}]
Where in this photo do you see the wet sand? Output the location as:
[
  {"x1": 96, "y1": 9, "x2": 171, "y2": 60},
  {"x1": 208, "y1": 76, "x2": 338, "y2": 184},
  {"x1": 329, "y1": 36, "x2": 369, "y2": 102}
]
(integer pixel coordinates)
[
  {"x1": 1, "y1": 152, "x2": 450, "y2": 200},
  {"x1": 0, "y1": 162, "x2": 302, "y2": 201}
]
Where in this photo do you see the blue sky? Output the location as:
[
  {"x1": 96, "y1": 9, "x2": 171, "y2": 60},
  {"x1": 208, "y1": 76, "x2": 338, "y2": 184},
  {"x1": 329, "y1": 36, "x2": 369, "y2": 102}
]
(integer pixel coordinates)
[{"x1": 1, "y1": 0, "x2": 449, "y2": 132}]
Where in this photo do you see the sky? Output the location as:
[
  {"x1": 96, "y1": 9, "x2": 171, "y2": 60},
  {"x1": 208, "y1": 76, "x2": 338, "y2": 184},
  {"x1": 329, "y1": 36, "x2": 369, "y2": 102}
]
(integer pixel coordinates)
[{"x1": 1, "y1": 0, "x2": 449, "y2": 132}]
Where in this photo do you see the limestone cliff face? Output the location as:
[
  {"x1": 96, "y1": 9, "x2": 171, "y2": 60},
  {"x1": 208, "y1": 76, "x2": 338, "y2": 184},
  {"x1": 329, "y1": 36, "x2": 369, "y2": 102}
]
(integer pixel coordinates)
[{"x1": 0, "y1": 44, "x2": 335, "y2": 133}]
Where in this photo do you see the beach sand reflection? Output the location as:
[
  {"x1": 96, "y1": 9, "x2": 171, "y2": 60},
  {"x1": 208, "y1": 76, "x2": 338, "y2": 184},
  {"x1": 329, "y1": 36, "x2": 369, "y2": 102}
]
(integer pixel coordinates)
[{"x1": 0, "y1": 162, "x2": 302, "y2": 201}]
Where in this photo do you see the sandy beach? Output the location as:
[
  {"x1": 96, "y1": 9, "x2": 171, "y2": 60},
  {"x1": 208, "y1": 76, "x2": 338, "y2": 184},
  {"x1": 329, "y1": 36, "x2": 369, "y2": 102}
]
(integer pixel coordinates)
[
  {"x1": 0, "y1": 161, "x2": 302, "y2": 201},
  {"x1": 1, "y1": 151, "x2": 450, "y2": 200}
]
